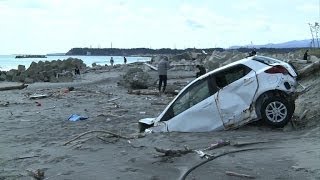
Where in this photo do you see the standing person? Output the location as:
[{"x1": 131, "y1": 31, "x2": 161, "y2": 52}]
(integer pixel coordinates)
[
  {"x1": 124, "y1": 56, "x2": 127, "y2": 64},
  {"x1": 110, "y1": 57, "x2": 114, "y2": 66},
  {"x1": 303, "y1": 50, "x2": 309, "y2": 60},
  {"x1": 74, "y1": 66, "x2": 80, "y2": 75},
  {"x1": 196, "y1": 65, "x2": 206, "y2": 77},
  {"x1": 158, "y1": 56, "x2": 170, "y2": 93},
  {"x1": 74, "y1": 66, "x2": 81, "y2": 79}
]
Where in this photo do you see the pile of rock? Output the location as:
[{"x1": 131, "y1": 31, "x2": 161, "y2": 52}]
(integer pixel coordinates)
[
  {"x1": 118, "y1": 67, "x2": 154, "y2": 89},
  {"x1": 0, "y1": 58, "x2": 86, "y2": 83}
]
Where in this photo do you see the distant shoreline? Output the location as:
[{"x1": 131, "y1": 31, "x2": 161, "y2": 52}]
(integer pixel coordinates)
[{"x1": 15, "y1": 55, "x2": 47, "y2": 58}]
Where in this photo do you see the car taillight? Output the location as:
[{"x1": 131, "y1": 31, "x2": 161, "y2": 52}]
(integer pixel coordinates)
[{"x1": 265, "y1": 65, "x2": 288, "y2": 74}]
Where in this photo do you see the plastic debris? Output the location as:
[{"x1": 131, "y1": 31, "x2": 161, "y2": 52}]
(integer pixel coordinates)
[{"x1": 68, "y1": 114, "x2": 89, "y2": 121}]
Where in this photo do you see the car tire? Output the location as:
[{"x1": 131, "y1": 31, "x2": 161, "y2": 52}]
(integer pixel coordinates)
[{"x1": 260, "y1": 96, "x2": 294, "y2": 128}]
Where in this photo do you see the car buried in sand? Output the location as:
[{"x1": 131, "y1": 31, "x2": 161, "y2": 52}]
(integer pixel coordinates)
[{"x1": 139, "y1": 55, "x2": 298, "y2": 132}]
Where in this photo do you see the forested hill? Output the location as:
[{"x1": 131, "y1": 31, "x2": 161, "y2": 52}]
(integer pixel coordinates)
[
  {"x1": 65, "y1": 47, "x2": 224, "y2": 56},
  {"x1": 66, "y1": 47, "x2": 305, "y2": 56}
]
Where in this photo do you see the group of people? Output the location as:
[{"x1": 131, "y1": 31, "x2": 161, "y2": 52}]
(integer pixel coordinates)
[
  {"x1": 157, "y1": 56, "x2": 206, "y2": 94},
  {"x1": 109, "y1": 56, "x2": 127, "y2": 66}
]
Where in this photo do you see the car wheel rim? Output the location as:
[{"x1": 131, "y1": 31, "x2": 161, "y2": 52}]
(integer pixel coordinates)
[{"x1": 265, "y1": 101, "x2": 287, "y2": 123}]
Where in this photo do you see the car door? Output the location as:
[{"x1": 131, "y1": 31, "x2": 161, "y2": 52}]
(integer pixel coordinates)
[
  {"x1": 215, "y1": 64, "x2": 258, "y2": 129},
  {"x1": 164, "y1": 77, "x2": 223, "y2": 132}
]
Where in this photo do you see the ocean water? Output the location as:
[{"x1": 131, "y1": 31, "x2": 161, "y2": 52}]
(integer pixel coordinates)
[{"x1": 0, "y1": 55, "x2": 151, "y2": 71}]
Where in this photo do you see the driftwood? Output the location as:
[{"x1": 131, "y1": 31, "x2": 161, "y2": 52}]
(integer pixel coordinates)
[
  {"x1": 128, "y1": 89, "x2": 159, "y2": 95},
  {"x1": 180, "y1": 147, "x2": 275, "y2": 180},
  {"x1": 225, "y1": 171, "x2": 255, "y2": 179},
  {"x1": 0, "y1": 83, "x2": 28, "y2": 91},
  {"x1": 144, "y1": 63, "x2": 158, "y2": 71},
  {"x1": 288, "y1": 59, "x2": 310, "y2": 64},
  {"x1": 155, "y1": 146, "x2": 193, "y2": 157},
  {"x1": 231, "y1": 141, "x2": 269, "y2": 148},
  {"x1": 298, "y1": 60, "x2": 320, "y2": 78},
  {"x1": 202, "y1": 140, "x2": 230, "y2": 151},
  {"x1": 63, "y1": 130, "x2": 131, "y2": 146}
]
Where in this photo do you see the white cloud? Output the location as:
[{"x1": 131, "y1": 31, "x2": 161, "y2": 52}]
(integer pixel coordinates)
[{"x1": 0, "y1": 0, "x2": 315, "y2": 54}]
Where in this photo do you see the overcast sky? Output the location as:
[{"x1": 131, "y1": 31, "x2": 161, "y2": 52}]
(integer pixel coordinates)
[{"x1": 0, "y1": 0, "x2": 319, "y2": 54}]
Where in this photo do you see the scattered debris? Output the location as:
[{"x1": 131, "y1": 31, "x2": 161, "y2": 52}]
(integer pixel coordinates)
[
  {"x1": 63, "y1": 130, "x2": 132, "y2": 146},
  {"x1": 26, "y1": 169, "x2": 45, "y2": 180},
  {"x1": 68, "y1": 114, "x2": 89, "y2": 121},
  {"x1": 128, "y1": 89, "x2": 160, "y2": 95},
  {"x1": 0, "y1": 101, "x2": 9, "y2": 107},
  {"x1": 202, "y1": 140, "x2": 230, "y2": 151},
  {"x1": 29, "y1": 94, "x2": 49, "y2": 99},
  {"x1": 155, "y1": 146, "x2": 193, "y2": 157},
  {"x1": 297, "y1": 60, "x2": 320, "y2": 79},
  {"x1": 180, "y1": 148, "x2": 275, "y2": 180},
  {"x1": 107, "y1": 97, "x2": 120, "y2": 102}
]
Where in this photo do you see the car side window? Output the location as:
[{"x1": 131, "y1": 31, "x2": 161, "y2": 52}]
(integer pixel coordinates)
[
  {"x1": 215, "y1": 65, "x2": 251, "y2": 88},
  {"x1": 172, "y1": 79, "x2": 211, "y2": 116}
]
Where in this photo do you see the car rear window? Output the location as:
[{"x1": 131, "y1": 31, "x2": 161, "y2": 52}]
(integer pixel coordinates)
[{"x1": 253, "y1": 56, "x2": 283, "y2": 65}]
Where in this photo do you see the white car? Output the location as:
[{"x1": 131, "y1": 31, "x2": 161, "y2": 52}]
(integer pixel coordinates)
[{"x1": 139, "y1": 55, "x2": 298, "y2": 132}]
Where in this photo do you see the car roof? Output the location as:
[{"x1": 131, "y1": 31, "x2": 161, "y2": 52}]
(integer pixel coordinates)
[
  {"x1": 180, "y1": 56, "x2": 253, "y2": 90},
  {"x1": 198, "y1": 56, "x2": 253, "y2": 78}
]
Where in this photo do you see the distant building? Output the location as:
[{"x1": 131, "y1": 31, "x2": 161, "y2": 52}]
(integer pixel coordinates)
[{"x1": 86, "y1": 51, "x2": 91, "y2": 56}]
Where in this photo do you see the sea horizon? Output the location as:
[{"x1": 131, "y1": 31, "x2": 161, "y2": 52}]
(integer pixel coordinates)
[{"x1": 0, "y1": 55, "x2": 151, "y2": 71}]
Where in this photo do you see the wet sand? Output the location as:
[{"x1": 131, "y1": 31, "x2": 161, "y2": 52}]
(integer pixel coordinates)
[{"x1": 0, "y1": 66, "x2": 320, "y2": 180}]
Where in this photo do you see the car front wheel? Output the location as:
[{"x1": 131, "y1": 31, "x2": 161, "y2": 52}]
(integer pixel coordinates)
[{"x1": 261, "y1": 96, "x2": 294, "y2": 128}]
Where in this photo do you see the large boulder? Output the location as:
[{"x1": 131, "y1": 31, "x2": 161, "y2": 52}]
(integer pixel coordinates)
[
  {"x1": 18, "y1": 65, "x2": 26, "y2": 72},
  {"x1": 0, "y1": 72, "x2": 6, "y2": 81},
  {"x1": 120, "y1": 68, "x2": 152, "y2": 89},
  {"x1": 21, "y1": 58, "x2": 86, "y2": 83}
]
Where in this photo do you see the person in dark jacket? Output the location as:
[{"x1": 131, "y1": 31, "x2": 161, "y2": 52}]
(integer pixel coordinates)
[
  {"x1": 303, "y1": 50, "x2": 309, "y2": 60},
  {"x1": 196, "y1": 65, "x2": 206, "y2": 77},
  {"x1": 158, "y1": 57, "x2": 170, "y2": 93},
  {"x1": 124, "y1": 56, "x2": 127, "y2": 64}
]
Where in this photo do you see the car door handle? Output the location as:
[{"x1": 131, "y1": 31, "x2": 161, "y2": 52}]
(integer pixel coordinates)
[
  {"x1": 202, "y1": 102, "x2": 213, "y2": 108},
  {"x1": 243, "y1": 78, "x2": 254, "y2": 85}
]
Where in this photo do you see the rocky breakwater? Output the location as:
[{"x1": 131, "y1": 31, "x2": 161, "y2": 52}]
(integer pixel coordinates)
[{"x1": 0, "y1": 58, "x2": 86, "y2": 83}]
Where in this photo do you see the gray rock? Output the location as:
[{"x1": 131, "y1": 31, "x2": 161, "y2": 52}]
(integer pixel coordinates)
[
  {"x1": 24, "y1": 77, "x2": 34, "y2": 84},
  {"x1": 18, "y1": 65, "x2": 26, "y2": 72},
  {"x1": 120, "y1": 68, "x2": 151, "y2": 89}
]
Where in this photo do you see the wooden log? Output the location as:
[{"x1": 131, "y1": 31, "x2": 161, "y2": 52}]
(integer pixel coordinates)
[
  {"x1": 298, "y1": 61, "x2": 320, "y2": 78},
  {"x1": 0, "y1": 83, "x2": 28, "y2": 91},
  {"x1": 288, "y1": 59, "x2": 310, "y2": 64},
  {"x1": 144, "y1": 63, "x2": 158, "y2": 71}
]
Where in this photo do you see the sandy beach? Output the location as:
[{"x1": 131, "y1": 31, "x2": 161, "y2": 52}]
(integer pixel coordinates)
[{"x1": 1, "y1": 62, "x2": 320, "y2": 180}]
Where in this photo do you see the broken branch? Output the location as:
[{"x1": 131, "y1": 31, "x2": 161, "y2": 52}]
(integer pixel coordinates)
[
  {"x1": 299, "y1": 110, "x2": 309, "y2": 121},
  {"x1": 180, "y1": 147, "x2": 277, "y2": 180},
  {"x1": 13, "y1": 155, "x2": 40, "y2": 161},
  {"x1": 225, "y1": 171, "x2": 255, "y2": 179},
  {"x1": 231, "y1": 141, "x2": 269, "y2": 148},
  {"x1": 63, "y1": 130, "x2": 131, "y2": 146}
]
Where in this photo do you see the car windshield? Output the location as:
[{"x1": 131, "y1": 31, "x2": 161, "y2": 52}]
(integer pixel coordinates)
[{"x1": 253, "y1": 56, "x2": 283, "y2": 65}]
